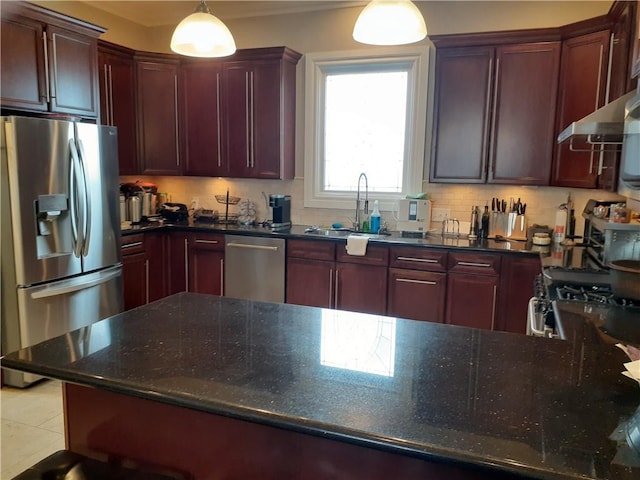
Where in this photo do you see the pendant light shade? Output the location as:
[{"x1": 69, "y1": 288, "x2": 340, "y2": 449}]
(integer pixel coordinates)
[
  {"x1": 170, "y1": 0, "x2": 236, "y2": 58},
  {"x1": 353, "y1": 0, "x2": 427, "y2": 46}
]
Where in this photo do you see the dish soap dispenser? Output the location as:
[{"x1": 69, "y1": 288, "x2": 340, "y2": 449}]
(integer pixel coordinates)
[{"x1": 370, "y1": 200, "x2": 381, "y2": 234}]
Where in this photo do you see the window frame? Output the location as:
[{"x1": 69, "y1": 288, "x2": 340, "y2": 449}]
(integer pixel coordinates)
[{"x1": 303, "y1": 46, "x2": 430, "y2": 212}]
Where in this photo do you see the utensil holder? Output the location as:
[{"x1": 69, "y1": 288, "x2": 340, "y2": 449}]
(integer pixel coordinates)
[{"x1": 490, "y1": 212, "x2": 527, "y2": 240}]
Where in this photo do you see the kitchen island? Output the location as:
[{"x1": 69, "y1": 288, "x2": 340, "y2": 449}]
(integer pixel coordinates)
[{"x1": 2, "y1": 293, "x2": 639, "y2": 480}]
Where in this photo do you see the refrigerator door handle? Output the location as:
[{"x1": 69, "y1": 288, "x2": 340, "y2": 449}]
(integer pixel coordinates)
[
  {"x1": 68, "y1": 138, "x2": 83, "y2": 257},
  {"x1": 30, "y1": 267, "x2": 121, "y2": 299},
  {"x1": 76, "y1": 138, "x2": 92, "y2": 257}
]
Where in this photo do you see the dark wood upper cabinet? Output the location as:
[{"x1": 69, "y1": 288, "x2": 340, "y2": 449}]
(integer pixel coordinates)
[
  {"x1": 631, "y1": 0, "x2": 640, "y2": 78},
  {"x1": 552, "y1": 30, "x2": 611, "y2": 189},
  {"x1": 136, "y1": 55, "x2": 182, "y2": 175},
  {"x1": 181, "y1": 60, "x2": 225, "y2": 176},
  {"x1": 98, "y1": 41, "x2": 137, "y2": 175},
  {"x1": 221, "y1": 47, "x2": 301, "y2": 179},
  {"x1": 1, "y1": 2, "x2": 102, "y2": 118},
  {"x1": 430, "y1": 40, "x2": 560, "y2": 185},
  {"x1": 489, "y1": 42, "x2": 560, "y2": 185},
  {"x1": 430, "y1": 46, "x2": 493, "y2": 183}
]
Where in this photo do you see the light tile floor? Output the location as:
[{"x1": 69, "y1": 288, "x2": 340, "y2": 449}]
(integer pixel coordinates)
[{"x1": 1, "y1": 379, "x2": 65, "y2": 479}]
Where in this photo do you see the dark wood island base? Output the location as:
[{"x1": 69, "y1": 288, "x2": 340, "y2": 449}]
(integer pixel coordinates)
[{"x1": 64, "y1": 383, "x2": 518, "y2": 480}]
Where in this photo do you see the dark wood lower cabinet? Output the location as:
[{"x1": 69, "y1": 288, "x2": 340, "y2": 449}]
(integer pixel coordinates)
[
  {"x1": 497, "y1": 255, "x2": 542, "y2": 334},
  {"x1": 121, "y1": 233, "x2": 166, "y2": 310},
  {"x1": 445, "y1": 273, "x2": 499, "y2": 330},
  {"x1": 387, "y1": 268, "x2": 446, "y2": 323},
  {"x1": 187, "y1": 233, "x2": 224, "y2": 295},
  {"x1": 336, "y1": 263, "x2": 387, "y2": 315},
  {"x1": 286, "y1": 257, "x2": 334, "y2": 308},
  {"x1": 122, "y1": 250, "x2": 147, "y2": 310}
]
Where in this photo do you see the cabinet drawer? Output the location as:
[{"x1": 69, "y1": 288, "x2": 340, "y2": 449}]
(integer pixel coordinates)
[
  {"x1": 389, "y1": 246, "x2": 447, "y2": 272},
  {"x1": 448, "y1": 252, "x2": 501, "y2": 275},
  {"x1": 121, "y1": 234, "x2": 145, "y2": 255},
  {"x1": 336, "y1": 244, "x2": 389, "y2": 266},
  {"x1": 287, "y1": 239, "x2": 335, "y2": 261},
  {"x1": 188, "y1": 232, "x2": 224, "y2": 251}
]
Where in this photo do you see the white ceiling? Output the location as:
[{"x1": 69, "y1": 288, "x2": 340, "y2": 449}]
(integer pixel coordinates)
[{"x1": 79, "y1": 1, "x2": 366, "y2": 27}]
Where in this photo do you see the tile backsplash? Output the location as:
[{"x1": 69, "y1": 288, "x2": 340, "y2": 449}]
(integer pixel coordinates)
[{"x1": 121, "y1": 175, "x2": 626, "y2": 237}]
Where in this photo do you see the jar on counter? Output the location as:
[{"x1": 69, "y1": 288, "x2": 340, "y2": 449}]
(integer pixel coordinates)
[{"x1": 611, "y1": 203, "x2": 630, "y2": 223}]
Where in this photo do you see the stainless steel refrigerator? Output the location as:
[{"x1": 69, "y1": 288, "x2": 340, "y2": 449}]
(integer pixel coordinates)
[{"x1": 1, "y1": 116, "x2": 123, "y2": 387}]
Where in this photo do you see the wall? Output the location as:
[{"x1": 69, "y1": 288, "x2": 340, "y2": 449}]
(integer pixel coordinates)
[{"x1": 35, "y1": 1, "x2": 623, "y2": 234}]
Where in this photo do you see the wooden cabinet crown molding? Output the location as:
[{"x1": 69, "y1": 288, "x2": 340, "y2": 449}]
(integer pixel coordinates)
[
  {"x1": 2, "y1": 1, "x2": 105, "y2": 38},
  {"x1": 430, "y1": 28, "x2": 560, "y2": 48},
  {"x1": 98, "y1": 39, "x2": 135, "y2": 57}
]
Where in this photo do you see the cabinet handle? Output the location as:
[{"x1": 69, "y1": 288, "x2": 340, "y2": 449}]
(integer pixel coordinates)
[
  {"x1": 489, "y1": 56, "x2": 499, "y2": 178},
  {"x1": 42, "y1": 32, "x2": 51, "y2": 102},
  {"x1": 396, "y1": 256, "x2": 438, "y2": 264},
  {"x1": 174, "y1": 75, "x2": 180, "y2": 167},
  {"x1": 216, "y1": 72, "x2": 222, "y2": 168},
  {"x1": 194, "y1": 239, "x2": 219, "y2": 244},
  {"x1": 490, "y1": 284, "x2": 497, "y2": 330},
  {"x1": 396, "y1": 278, "x2": 437, "y2": 285},
  {"x1": 595, "y1": 44, "x2": 604, "y2": 111},
  {"x1": 145, "y1": 259, "x2": 150, "y2": 304},
  {"x1": 250, "y1": 71, "x2": 255, "y2": 168},
  {"x1": 108, "y1": 65, "x2": 114, "y2": 126},
  {"x1": 226, "y1": 242, "x2": 278, "y2": 251},
  {"x1": 328, "y1": 268, "x2": 333, "y2": 307},
  {"x1": 245, "y1": 71, "x2": 250, "y2": 168},
  {"x1": 458, "y1": 261, "x2": 492, "y2": 268},
  {"x1": 122, "y1": 241, "x2": 143, "y2": 249},
  {"x1": 334, "y1": 269, "x2": 339, "y2": 308},
  {"x1": 605, "y1": 33, "x2": 614, "y2": 104},
  {"x1": 220, "y1": 258, "x2": 224, "y2": 296},
  {"x1": 50, "y1": 32, "x2": 58, "y2": 99},
  {"x1": 184, "y1": 238, "x2": 189, "y2": 292}
]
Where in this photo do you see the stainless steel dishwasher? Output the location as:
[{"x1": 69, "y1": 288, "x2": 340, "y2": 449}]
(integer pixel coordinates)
[{"x1": 224, "y1": 235, "x2": 285, "y2": 302}]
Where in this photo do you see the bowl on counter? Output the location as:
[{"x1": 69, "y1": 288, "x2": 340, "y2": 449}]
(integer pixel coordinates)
[{"x1": 609, "y1": 260, "x2": 640, "y2": 301}]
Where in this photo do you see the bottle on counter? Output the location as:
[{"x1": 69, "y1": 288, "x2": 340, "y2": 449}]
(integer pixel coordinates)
[
  {"x1": 480, "y1": 204, "x2": 490, "y2": 239},
  {"x1": 370, "y1": 200, "x2": 381, "y2": 233},
  {"x1": 468, "y1": 206, "x2": 478, "y2": 240}
]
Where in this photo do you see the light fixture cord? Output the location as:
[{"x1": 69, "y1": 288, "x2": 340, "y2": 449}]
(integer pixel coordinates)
[{"x1": 195, "y1": 0, "x2": 211, "y2": 14}]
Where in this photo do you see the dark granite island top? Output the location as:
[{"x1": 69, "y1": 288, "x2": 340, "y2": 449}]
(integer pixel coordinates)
[{"x1": 2, "y1": 293, "x2": 640, "y2": 480}]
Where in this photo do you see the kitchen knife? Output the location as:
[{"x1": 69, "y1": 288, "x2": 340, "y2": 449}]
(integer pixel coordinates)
[{"x1": 492, "y1": 198, "x2": 496, "y2": 211}]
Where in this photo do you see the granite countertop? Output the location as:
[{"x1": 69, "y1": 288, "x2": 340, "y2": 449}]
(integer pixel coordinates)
[
  {"x1": 122, "y1": 220, "x2": 541, "y2": 256},
  {"x1": 2, "y1": 293, "x2": 639, "y2": 480}
]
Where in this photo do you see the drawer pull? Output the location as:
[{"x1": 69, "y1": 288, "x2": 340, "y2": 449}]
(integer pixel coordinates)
[
  {"x1": 396, "y1": 278, "x2": 437, "y2": 285},
  {"x1": 397, "y1": 256, "x2": 438, "y2": 263},
  {"x1": 122, "y1": 241, "x2": 143, "y2": 249},
  {"x1": 195, "y1": 239, "x2": 219, "y2": 244},
  {"x1": 458, "y1": 261, "x2": 492, "y2": 268}
]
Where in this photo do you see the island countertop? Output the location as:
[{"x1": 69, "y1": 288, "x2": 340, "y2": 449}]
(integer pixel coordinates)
[{"x1": 2, "y1": 293, "x2": 639, "y2": 480}]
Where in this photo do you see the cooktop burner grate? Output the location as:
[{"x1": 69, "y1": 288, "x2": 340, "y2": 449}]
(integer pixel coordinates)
[{"x1": 554, "y1": 284, "x2": 640, "y2": 307}]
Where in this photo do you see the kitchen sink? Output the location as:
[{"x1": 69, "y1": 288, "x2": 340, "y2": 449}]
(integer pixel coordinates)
[{"x1": 304, "y1": 228, "x2": 390, "y2": 239}]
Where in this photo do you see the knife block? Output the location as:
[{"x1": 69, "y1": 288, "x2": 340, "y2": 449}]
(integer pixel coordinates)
[{"x1": 490, "y1": 212, "x2": 527, "y2": 240}]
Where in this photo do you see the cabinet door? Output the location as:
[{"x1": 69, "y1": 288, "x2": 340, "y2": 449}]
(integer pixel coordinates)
[
  {"x1": 122, "y1": 251, "x2": 147, "y2": 310},
  {"x1": 47, "y1": 25, "x2": 98, "y2": 117},
  {"x1": 445, "y1": 273, "x2": 499, "y2": 330},
  {"x1": 430, "y1": 46, "x2": 494, "y2": 183},
  {"x1": 387, "y1": 268, "x2": 446, "y2": 323},
  {"x1": 222, "y1": 63, "x2": 252, "y2": 178},
  {"x1": 251, "y1": 60, "x2": 283, "y2": 179},
  {"x1": 187, "y1": 233, "x2": 224, "y2": 295},
  {"x1": 181, "y1": 61, "x2": 225, "y2": 176},
  {"x1": 146, "y1": 232, "x2": 166, "y2": 302},
  {"x1": 0, "y1": 15, "x2": 48, "y2": 112},
  {"x1": 137, "y1": 60, "x2": 181, "y2": 175},
  {"x1": 336, "y1": 263, "x2": 387, "y2": 315},
  {"x1": 489, "y1": 42, "x2": 560, "y2": 185},
  {"x1": 167, "y1": 234, "x2": 187, "y2": 295},
  {"x1": 287, "y1": 258, "x2": 334, "y2": 308},
  {"x1": 631, "y1": 0, "x2": 640, "y2": 79},
  {"x1": 98, "y1": 47, "x2": 137, "y2": 174},
  {"x1": 496, "y1": 255, "x2": 541, "y2": 334},
  {"x1": 552, "y1": 30, "x2": 611, "y2": 188}
]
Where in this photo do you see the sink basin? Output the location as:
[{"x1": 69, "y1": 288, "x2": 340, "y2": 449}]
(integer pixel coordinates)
[{"x1": 304, "y1": 228, "x2": 389, "y2": 240}]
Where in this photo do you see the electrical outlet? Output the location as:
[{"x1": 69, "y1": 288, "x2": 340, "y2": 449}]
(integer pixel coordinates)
[{"x1": 432, "y1": 208, "x2": 450, "y2": 222}]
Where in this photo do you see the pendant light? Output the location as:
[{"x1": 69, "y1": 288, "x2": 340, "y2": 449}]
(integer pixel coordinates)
[
  {"x1": 353, "y1": 0, "x2": 427, "y2": 46},
  {"x1": 170, "y1": 0, "x2": 236, "y2": 58}
]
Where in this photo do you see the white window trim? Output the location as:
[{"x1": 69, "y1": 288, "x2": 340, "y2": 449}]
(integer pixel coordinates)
[{"x1": 303, "y1": 46, "x2": 430, "y2": 212}]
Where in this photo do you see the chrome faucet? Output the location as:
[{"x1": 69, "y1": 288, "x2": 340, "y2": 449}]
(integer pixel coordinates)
[{"x1": 354, "y1": 172, "x2": 369, "y2": 232}]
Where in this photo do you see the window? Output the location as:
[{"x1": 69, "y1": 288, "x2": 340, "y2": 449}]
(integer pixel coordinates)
[{"x1": 304, "y1": 47, "x2": 429, "y2": 211}]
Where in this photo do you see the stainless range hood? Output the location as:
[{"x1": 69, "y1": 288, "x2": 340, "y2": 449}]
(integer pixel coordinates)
[{"x1": 557, "y1": 90, "x2": 636, "y2": 145}]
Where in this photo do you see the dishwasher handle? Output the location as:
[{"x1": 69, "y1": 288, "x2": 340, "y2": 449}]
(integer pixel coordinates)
[{"x1": 226, "y1": 242, "x2": 279, "y2": 252}]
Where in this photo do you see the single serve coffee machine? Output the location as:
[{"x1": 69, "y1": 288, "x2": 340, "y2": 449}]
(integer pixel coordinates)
[{"x1": 269, "y1": 194, "x2": 291, "y2": 230}]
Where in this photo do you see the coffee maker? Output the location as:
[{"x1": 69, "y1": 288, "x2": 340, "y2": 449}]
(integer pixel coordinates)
[{"x1": 269, "y1": 194, "x2": 291, "y2": 230}]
